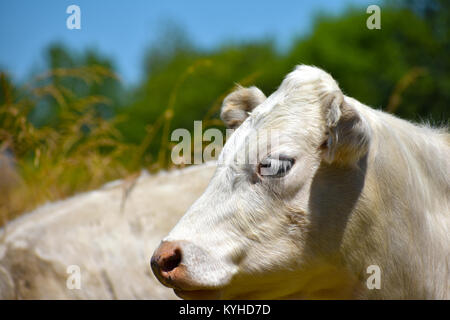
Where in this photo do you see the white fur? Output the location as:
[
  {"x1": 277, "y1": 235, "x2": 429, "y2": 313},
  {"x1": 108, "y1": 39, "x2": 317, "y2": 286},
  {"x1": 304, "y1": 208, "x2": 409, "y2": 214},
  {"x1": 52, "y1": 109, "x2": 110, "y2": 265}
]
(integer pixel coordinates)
[
  {"x1": 164, "y1": 65, "x2": 450, "y2": 299},
  {"x1": 0, "y1": 163, "x2": 216, "y2": 299}
]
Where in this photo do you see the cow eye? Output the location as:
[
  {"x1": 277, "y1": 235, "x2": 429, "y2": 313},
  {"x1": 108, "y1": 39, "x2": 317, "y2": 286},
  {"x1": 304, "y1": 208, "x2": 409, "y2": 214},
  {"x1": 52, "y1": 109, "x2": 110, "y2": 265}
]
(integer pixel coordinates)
[{"x1": 258, "y1": 156, "x2": 295, "y2": 178}]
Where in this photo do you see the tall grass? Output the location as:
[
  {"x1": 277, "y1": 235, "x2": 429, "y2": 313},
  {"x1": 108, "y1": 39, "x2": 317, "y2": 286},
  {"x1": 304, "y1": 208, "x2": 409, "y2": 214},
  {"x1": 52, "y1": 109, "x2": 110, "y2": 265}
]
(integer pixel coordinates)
[
  {"x1": 0, "y1": 61, "x2": 255, "y2": 226},
  {"x1": 0, "y1": 67, "x2": 130, "y2": 224},
  {"x1": 0, "y1": 60, "x2": 427, "y2": 227}
]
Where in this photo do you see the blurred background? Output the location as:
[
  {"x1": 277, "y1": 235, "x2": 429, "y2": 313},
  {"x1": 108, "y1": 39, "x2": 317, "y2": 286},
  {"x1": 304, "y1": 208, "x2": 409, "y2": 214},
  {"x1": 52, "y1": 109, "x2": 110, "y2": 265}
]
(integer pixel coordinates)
[{"x1": 0, "y1": 0, "x2": 448, "y2": 224}]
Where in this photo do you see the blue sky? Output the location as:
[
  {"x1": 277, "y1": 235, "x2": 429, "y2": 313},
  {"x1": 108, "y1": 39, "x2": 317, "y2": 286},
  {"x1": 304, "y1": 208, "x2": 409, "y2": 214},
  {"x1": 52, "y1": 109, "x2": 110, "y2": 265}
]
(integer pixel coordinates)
[{"x1": 0, "y1": 0, "x2": 378, "y2": 84}]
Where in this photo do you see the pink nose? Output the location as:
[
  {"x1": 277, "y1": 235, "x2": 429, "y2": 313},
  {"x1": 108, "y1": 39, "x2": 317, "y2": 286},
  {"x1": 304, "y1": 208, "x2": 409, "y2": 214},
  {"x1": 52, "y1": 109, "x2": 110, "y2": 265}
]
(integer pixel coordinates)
[{"x1": 151, "y1": 241, "x2": 185, "y2": 288}]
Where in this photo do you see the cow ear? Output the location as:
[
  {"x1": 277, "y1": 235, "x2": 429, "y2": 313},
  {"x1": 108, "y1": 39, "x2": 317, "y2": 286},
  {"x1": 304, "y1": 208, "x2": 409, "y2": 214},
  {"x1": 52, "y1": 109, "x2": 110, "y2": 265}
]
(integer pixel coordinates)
[
  {"x1": 221, "y1": 86, "x2": 266, "y2": 129},
  {"x1": 321, "y1": 90, "x2": 371, "y2": 165}
]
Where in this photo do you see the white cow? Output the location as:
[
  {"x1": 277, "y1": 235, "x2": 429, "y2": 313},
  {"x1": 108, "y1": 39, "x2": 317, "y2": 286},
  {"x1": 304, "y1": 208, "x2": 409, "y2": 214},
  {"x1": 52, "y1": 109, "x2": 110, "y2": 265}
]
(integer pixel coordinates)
[
  {"x1": 151, "y1": 65, "x2": 450, "y2": 299},
  {"x1": 0, "y1": 163, "x2": 215, "y2": 299}
]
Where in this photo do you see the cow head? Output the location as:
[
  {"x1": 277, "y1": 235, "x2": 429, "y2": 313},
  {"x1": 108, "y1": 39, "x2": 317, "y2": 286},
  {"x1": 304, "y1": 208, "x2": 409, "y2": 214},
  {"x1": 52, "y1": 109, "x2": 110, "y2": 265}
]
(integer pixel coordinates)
[{"x1": 151, "y1": 65, "x2": 372, "y2": 299}]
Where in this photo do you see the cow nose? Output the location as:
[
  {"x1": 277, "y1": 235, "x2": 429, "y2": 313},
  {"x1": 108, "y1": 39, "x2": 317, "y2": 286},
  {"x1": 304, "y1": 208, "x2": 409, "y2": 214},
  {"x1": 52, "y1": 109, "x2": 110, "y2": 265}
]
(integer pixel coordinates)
[{"x1": 151, "y1": 241, "x2": 183, "y2": 286}]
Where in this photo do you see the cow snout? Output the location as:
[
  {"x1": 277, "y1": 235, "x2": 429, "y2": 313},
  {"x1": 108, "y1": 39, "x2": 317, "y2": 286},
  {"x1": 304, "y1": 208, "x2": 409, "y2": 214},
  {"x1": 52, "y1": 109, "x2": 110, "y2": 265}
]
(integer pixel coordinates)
[
  {"x1": 151, "y1": 240, "x2": 233, "y2": 298},
  {"x1": 151, "y1": 241, "x2": 187, "y2": 288}
]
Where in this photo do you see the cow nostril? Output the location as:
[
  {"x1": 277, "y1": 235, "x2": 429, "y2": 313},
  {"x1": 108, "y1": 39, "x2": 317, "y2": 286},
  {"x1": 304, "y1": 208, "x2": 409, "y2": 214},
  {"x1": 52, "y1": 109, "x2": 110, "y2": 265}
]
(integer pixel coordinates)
[{"x1": 160, "y1": 248, "x2": 182, "y2": 272}]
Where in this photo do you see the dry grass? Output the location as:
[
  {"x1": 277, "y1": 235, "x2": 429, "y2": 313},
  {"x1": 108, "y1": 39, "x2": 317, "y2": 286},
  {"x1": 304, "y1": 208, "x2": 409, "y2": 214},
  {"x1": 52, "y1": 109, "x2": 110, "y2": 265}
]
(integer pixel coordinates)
[
  {"x1": 0, "y1": 67, "x2": 131, "y2": 224},
  {"x1": 0, "y1": 61, "x2": 263, "y2": 226},
  {"x1": 0, "y1": 61, "x2": 418, "y2": 227}
]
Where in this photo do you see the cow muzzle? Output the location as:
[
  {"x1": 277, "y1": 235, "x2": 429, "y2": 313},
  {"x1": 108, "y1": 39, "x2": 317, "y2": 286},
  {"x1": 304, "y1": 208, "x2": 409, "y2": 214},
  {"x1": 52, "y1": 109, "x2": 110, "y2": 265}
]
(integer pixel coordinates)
[
  {"x1": 151, "y1": 241, "x2": 186, "y2": 288},
  {"x1": 151, "y1": 240, "x2": 226, "y2": 299}
]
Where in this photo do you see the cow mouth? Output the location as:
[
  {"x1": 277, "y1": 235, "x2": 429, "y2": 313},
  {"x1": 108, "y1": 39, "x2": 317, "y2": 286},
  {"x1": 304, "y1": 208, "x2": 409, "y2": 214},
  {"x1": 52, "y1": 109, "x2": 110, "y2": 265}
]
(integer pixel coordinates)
[{"x1": 174, "y1": 288, "x2": 222, "y2": 300}]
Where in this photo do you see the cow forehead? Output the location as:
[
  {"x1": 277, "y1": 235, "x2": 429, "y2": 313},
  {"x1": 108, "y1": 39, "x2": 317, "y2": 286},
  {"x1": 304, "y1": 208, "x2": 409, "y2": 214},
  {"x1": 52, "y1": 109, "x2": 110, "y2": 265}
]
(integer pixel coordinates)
[
  {"x1": 284, "y1": 65, "x2": 339, "y2": 92},
  {"x1": 251, "y1": 66, "x2": 339, "y2": 119},
  {"x1": 218, "y1": 110, "x2": 306, "y2": 169},
  {"x1": 218, "y1": 116, "x2": 254, "y2": 165},
  {"x1": 219, "y1": 66, "x2": 335, "y2": 165}
]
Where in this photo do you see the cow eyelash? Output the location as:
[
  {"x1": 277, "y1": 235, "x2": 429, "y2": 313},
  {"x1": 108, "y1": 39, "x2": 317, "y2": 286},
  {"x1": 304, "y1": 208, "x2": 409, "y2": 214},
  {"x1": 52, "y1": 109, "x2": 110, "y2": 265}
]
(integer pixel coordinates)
[{"x1": 257, "y1": 156, "x2": 295, "y2": 178}]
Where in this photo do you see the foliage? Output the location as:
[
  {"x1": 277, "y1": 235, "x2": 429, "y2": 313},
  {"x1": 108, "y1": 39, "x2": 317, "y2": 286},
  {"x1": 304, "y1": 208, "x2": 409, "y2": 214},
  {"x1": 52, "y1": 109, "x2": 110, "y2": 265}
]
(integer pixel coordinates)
[
  {"x1": 0, "y1": 67, "x2": 128, "y2": 221},
  {"x1": 0, "y1": 1, "x2": 448, "y2": 222}
]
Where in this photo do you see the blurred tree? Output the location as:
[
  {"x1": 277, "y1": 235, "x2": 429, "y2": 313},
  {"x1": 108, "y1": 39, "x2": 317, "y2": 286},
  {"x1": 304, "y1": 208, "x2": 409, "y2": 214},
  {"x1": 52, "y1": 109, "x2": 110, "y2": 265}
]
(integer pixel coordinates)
[
  {"x1": 2, "y1": 1, "x2": 448, "y2": 170},
  {"x1": 29, "y1": 44, "x2": 125, "y2": 127},
  {"x1": 1, "y1": 1, "x2": 448, "y2": 219},
  {"x1": 285, "y1": 5, "x2": 448, "y2": 123},
  {"x1": 120, "y1": 2, "x2": 448, "y2": 164},
  {"x1": 117, "y1": 25, "x2": 283, "y2": 162}
]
